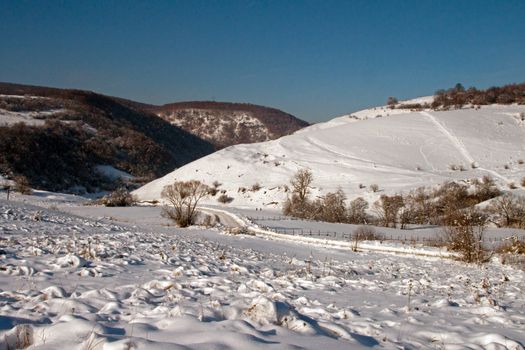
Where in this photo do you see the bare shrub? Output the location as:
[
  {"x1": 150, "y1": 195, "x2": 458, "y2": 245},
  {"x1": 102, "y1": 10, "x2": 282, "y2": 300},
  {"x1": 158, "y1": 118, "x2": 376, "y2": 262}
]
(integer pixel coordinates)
[
  {"x1": 522, "y1": 177, "x2": 525, "y2": 187},
  {"x1": 3, "y1": 324, "x2": 34, "y2": 349},
  {"x1": 496, "y1": 237, "x2": 525, "y2": 255},
  {"x1": 251, "y1": 183, "x2": 261, "y2": 191},
  {"x1": 487, "y1": 194, "x2": 525, "y2": 228},
  {"x1": 370, "y1": 184, "x2": 379, "y2": 192},
  {"x1": 217, "y1": 194, "x2": 234, "y2": 204},
  {"x1": 161, "y1": 180, "x2": 210, "y2": 227},
  {"x1": 508, "y1": 182, "x2": 517, "y2": 189},
  {"x1": 443, "y1": 208, "x2": 489, "y2": 263},
  {"x1": 100, "y1": 188, "x2": 136, "y2": 207},
  {"x1": 352, "y1": 226, "x2": 382, "y2": 252},
  {"x1": 14, "y1": 175, "x2": 32, "y2": 195},
  {"x1": 472, "y1": 176, "x2": 500, "y2": 202}
]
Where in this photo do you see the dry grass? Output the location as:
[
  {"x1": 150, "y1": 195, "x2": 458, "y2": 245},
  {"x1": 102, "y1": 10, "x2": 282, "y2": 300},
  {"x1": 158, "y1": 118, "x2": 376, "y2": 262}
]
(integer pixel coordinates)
[{"x1": 496, "y1": 237, "x2": 525, "y2": 255}]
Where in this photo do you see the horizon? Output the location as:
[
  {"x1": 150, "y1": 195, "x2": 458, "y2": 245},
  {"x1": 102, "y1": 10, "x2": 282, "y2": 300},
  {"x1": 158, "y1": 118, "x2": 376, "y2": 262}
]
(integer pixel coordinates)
[{"x1": 1, "y1": 0, "x2": 524, "y2": 122}]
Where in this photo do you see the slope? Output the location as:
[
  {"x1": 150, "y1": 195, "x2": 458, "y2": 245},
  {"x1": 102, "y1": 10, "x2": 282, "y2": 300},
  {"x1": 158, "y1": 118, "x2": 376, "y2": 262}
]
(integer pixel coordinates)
[
  {"x1": 134, "y1": 104, "x2": 525, "y2": 208},
  {"x1": 0, "y1": 82, "x2": 214, "y2": 192},
  {"x1": 149, "y1": 101, "x2": 309, "y2": 149}
]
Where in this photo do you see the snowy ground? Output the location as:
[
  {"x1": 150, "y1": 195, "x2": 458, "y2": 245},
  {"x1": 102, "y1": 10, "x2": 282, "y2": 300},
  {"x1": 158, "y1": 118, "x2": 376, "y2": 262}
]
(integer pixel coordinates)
[{"x1": 1, "y1": 195, "x2": 525, "y2": 349}]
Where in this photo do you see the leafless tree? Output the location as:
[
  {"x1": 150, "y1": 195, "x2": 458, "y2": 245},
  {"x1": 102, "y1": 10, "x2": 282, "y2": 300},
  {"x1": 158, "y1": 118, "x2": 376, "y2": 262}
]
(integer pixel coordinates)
[
  {"x1": 291, "y1": 169, "x2": 313, "y2": 202},
  {"x1": 488, "y1": 194, "x2": 525, "y2": 228},
  {"x1": 373, "y1": 194, "x2": 404, "y2": 228},
  {"x1": 315, "y1": 188, "x2": 347, "y2": 223},
  {"x1": 348, "y1": 197, "x2": 369, "y2": 224}
]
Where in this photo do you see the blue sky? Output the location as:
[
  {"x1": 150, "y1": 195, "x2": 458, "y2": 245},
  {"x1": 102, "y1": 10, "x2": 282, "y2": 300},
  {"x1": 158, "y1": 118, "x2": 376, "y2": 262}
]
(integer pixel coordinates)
[{"x1": 1, "y1": 0, "x2": 524, "y2": 122}]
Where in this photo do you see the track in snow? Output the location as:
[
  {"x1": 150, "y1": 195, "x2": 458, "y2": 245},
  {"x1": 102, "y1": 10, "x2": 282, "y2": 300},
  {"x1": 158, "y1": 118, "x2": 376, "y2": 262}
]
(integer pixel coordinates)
[{"x1": 420, "y1": 111, "x2": 510, "y2": 183}]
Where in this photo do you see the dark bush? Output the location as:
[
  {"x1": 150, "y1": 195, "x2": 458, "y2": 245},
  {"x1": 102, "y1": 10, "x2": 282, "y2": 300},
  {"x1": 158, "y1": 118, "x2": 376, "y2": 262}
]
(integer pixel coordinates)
[
  {"x1": 431, "y1": 82, "x2": 525, "y2": 109},
  {"x1": 217, "y1": 194, "x2": 234, "y2": 204}
]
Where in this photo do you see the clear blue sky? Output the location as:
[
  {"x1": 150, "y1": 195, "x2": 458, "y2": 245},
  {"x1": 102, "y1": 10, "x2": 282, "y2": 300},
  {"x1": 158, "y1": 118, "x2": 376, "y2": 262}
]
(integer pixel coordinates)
[{"x1": 1, "y1": 0, "x2": 524, "y2": 122}]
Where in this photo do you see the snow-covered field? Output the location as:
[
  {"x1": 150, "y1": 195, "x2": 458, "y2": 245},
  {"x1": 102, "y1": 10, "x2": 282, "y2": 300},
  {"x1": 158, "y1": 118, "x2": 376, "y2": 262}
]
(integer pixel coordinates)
[
  {"x1": 1, "y1": 194, "x2": 525, "y2": 349},
  {"x1": 2, "y1": 100, "x2": 525, "y2": 349},
  {"x1": 134, "y1": 104, "x2": 525, "y2": 209}
]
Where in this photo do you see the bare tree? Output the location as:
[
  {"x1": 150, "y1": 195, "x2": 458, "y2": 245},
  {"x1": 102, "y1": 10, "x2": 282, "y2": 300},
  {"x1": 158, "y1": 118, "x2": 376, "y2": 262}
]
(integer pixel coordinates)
[
  {"x1": 488, "y1": 194, "x2": 525, "y2": 228},
  {"x1": 387, "y1": 96, "x2": 398, "y2": 107},
  {"x1": 373, "y1": 194, "x2": 404, "y2": 228},
  {"x1": 348, "y1": 197, "x2": 369, "y2": 224},
  {"x1": 283, "y1": 169, "x2": 314, "y2": 218},
  {"x1": 291, "y1": 169, "x2": 313, "y2": 202},
  {"x1": 315, "y1": 188, "x2": 347, "y2": 223},
  {"x1": 161, "y1": 180, "x2": 210, "y2": 227}
]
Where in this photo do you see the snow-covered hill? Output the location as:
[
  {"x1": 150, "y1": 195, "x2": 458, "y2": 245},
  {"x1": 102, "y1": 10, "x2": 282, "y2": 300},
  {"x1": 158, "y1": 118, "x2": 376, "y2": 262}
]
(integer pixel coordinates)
[{"x1": 135, "y1": 104, "x2": 525, "y2": 209}]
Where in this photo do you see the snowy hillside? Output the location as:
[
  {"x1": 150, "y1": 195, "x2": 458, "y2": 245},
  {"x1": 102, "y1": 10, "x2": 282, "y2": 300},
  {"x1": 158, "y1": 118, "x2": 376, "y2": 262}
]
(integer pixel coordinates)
[{"x1": 135, "y1": 104, "x2": 525, "y2": 208}]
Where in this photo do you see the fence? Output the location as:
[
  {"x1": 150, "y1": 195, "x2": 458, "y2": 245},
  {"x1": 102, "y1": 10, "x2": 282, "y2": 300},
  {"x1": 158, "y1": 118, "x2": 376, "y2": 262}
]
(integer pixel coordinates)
[{"x1": 247, "y1": 216, "x2": 525, "y2": 244}]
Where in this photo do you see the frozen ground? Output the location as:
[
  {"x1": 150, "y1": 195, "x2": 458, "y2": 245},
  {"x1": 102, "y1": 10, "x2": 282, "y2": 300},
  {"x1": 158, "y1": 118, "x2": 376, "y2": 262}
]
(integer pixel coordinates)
[{"x1": 1, "y1": 196, "x2": 525, "y2": 349}]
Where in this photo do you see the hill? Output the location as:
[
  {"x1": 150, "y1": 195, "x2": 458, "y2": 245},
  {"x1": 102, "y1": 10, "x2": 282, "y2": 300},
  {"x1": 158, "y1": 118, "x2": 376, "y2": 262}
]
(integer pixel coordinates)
[
  {"x1": 0, "y1": 82, "x2": 214, "y2": 192},
  {"x1": 134, "y1": 103, "x2": 525, "y2": 208},
  {"x1": 147, "y1": 101, "x2": 309, "y2": 149}
]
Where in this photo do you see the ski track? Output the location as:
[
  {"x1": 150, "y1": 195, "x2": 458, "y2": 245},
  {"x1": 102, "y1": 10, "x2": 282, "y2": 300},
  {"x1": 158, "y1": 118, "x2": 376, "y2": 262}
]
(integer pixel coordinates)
[{"x1": 420, "y1": 111, "x2": 511, "y2": 183}]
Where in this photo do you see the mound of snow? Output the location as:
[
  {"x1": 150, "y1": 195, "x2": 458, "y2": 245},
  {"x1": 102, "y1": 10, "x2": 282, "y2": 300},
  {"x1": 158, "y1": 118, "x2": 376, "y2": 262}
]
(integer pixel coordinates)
[{"x1": 134, "y1": 104, "x2": 525, "y2": 209}]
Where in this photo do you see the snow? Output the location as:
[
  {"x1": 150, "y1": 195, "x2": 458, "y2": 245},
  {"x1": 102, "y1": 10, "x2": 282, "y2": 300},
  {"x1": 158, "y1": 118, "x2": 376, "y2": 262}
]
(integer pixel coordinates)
[
  {"x1": 2, "y1": 98, "x2": 525, "y2": 349},
  {"x1": 134, "y1": 104, "x2": 525, "y2": 209},
  {"x1": 303, "y1": 95, "x2": 436, "y2": 132},
  {"x1": 95, "y1": 165, "x2": 134, "y2": 181},
  {"x1": 0, "y1": 108, "x2": 68, "y2": 126},
  {"x1": 1, "y1": 196, "x2": 524, "y2": 349}
]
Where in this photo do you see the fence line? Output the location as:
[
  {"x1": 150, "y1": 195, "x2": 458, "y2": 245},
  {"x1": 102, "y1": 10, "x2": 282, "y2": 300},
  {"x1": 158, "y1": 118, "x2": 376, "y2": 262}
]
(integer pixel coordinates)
[{"x1": 247, "y1": 216, "x2": 525, "y2": 244}]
